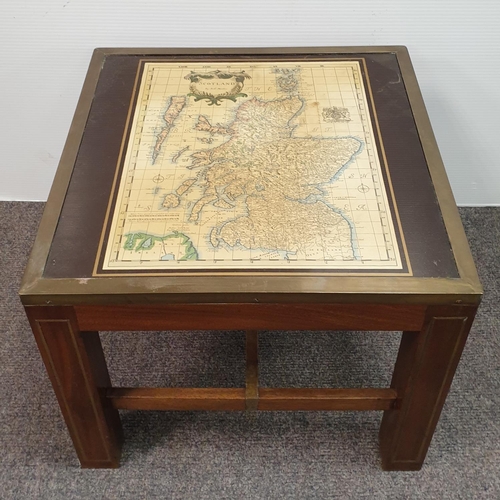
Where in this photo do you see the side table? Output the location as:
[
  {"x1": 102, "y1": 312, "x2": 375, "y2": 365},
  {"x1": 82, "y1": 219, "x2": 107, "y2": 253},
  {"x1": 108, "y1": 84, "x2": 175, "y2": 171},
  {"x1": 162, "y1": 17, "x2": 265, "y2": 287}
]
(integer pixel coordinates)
[{"x1": 20, "y1": 47, "x2": 482, "y2": 470}]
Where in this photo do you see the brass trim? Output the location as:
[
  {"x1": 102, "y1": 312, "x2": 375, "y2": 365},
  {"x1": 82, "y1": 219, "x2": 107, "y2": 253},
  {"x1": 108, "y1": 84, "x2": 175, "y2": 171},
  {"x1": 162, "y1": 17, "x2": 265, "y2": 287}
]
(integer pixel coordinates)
[
  {"x1": 21, "y1": 275, "x2": 480, "y2": 306},
  {"x1": 394, "y1": 47, "x2": 482, "y2": 293},
  {"x1": 19, "y1": 47, "x2": 482, "y2": 305},
  {"x1": 94, "y1": 47, "x2": 409, "y2": 56},
  {"x1": 20, "y1": 48, "x2": 107, "y2": 293}
]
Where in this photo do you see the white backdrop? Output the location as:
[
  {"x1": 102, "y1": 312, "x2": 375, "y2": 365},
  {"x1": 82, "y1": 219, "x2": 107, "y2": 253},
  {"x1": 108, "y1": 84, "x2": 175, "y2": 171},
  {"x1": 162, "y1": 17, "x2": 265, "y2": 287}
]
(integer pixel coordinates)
[{"x1": 1, "y1": 0, "x2": 499, "y2": 205}]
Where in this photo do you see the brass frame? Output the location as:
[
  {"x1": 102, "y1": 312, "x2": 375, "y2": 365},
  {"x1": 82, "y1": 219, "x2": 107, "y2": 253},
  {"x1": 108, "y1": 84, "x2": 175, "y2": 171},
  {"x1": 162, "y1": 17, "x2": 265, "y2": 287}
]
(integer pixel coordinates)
[{"x1": 19, "y1": 47, "x2": 482, "y2": 306}]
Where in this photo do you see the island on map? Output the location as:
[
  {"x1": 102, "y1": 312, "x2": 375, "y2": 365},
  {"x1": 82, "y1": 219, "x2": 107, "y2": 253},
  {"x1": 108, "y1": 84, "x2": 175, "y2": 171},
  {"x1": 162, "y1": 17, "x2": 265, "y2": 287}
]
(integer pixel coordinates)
[
  {"x1": 151, "y1": 96, "x2": 186, "y2": 164},
  {"x1": 124, "y1": 231, "x2": 198, "y2": 261}
]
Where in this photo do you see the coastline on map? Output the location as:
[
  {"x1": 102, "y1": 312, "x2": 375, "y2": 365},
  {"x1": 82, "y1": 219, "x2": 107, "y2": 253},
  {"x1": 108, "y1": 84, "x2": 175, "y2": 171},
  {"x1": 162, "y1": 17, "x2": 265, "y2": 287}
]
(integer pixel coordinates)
[{"x1": 151, "y1": 96, "x2": 187, "y2": 164}]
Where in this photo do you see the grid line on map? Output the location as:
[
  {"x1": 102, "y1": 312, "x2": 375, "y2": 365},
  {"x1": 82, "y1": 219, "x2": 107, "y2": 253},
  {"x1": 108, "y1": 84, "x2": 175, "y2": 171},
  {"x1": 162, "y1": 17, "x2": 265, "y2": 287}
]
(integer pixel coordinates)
[{"x1": 100, "y1": 60, "x2": 405, "y2": 272}]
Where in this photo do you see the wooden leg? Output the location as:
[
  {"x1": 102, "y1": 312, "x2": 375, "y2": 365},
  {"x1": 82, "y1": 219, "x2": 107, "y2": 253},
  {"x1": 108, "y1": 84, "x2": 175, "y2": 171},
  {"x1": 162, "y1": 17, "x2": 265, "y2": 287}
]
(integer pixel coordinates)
[
  {"x1": 379, "y1": 305, "x2": 477, "y2": 471},
  {"x1": 25, "y1": 306, "x2": 123, "y2": 468},
  {"x1": 245, "y1": 331, "x2": 259, "y2": 411}
]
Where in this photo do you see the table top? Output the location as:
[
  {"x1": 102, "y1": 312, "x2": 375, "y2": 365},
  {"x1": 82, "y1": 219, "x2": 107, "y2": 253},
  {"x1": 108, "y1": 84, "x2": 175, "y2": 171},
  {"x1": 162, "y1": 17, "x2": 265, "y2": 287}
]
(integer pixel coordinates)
[{"x1": 20, "y1": 47, "x2": 482, "y2": 306}]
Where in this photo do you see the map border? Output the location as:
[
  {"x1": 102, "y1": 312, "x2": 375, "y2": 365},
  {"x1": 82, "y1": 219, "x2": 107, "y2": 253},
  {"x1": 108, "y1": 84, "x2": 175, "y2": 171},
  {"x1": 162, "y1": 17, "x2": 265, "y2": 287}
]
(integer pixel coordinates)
[{"x1": 93, "y1": 56, "x2": 412, "y2": 277}]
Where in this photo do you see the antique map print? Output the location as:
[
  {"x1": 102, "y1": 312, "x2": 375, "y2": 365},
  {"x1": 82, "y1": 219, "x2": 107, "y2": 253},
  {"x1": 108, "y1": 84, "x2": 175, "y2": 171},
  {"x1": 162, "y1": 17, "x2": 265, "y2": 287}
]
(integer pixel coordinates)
[{"x1": 101, "y1": 60, "x2": 404, "y2": 272}]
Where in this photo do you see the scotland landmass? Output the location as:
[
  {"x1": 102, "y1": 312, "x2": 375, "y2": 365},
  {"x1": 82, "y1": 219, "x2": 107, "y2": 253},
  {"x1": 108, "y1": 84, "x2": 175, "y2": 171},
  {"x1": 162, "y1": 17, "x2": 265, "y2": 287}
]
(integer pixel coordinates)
[{"x1": 186, "y1": 96, "x2": 362, "y2": 259}]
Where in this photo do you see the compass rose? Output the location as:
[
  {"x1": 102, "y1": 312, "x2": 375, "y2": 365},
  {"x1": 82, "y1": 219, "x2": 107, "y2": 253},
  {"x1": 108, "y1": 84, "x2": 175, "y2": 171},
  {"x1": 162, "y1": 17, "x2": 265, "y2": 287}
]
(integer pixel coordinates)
[{"x1": 357, "y1": 183, "x2": 370, "y2": 194}]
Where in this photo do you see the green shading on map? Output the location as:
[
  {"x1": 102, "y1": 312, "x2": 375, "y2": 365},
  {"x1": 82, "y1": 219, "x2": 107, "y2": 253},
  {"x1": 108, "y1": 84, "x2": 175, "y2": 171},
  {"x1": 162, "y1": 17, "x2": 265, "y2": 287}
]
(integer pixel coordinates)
[{"x1": 124, "y1": 231, "x2": 198, "y2": 261}]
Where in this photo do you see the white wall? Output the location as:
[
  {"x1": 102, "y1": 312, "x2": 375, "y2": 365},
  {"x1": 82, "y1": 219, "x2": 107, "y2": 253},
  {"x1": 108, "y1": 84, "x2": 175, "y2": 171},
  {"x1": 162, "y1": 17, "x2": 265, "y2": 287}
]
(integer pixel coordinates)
[{"x1": 1, "y1": 0, "x2": 499, "y2": 205}]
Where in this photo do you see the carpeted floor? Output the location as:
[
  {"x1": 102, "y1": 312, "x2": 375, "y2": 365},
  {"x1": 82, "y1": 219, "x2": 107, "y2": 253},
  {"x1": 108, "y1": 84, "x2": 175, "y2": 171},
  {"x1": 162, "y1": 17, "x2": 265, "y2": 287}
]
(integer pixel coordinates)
[{"x1": 1, "y1": 202, "x2": 499, "y2": 499}]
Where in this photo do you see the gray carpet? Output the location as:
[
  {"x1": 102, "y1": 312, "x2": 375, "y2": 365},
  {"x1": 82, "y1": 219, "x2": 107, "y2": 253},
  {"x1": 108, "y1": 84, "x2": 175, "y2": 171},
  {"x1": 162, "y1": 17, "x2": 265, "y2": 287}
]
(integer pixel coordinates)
[{"x1": 1, "y1": 202, "x2": 499, "y2": 499}]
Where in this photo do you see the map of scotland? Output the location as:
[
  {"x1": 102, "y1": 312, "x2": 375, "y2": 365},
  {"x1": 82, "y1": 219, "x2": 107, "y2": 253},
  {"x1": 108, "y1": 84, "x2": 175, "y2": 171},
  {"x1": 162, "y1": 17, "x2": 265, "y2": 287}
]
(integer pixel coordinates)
[{"x1": 102, "y1": 61, "x2": 403, "y2": 271}]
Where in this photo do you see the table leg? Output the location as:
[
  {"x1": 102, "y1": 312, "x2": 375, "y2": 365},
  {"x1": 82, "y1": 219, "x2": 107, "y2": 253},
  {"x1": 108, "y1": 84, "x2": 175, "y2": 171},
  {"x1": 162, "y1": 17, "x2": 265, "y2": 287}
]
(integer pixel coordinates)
[
  {"x1": 25, "y1": 306, "x2": 123, "y2": 468},
  {"x1": 379, "y1": 305, "x2": 477, "y2": 470}
]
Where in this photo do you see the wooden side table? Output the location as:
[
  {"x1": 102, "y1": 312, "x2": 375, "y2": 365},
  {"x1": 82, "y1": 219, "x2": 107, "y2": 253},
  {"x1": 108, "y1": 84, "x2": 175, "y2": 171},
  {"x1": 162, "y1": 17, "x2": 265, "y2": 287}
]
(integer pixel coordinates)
[{"x1": 20, "y1": 47, "x2": 482, "y2": 470}]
